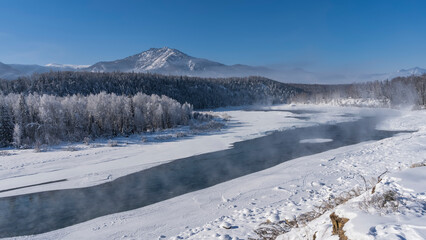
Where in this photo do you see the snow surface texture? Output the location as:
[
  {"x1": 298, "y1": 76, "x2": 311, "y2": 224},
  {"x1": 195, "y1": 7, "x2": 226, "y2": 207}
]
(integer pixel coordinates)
[
  {"x1": 0, "y1": 105, "x2": 361, "y2": 198},
  {"x1": 279, "y1": 167, "x2": 426, "y2": 240},
  {"x1": 3, "y1": 105, "x2": 425, "y2": 240},
  {"x1": 299, "y1": 138, "x2": 333, "y2": 144},
  {"x1": 304, "y1": 98, "x2": 392, "y2": 108}
]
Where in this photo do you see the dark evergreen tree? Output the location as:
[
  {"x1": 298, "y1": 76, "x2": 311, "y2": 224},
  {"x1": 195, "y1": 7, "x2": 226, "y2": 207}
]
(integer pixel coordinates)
[
  {"x1": 0, "y1": 104, "x2": 13, "y2": 146},
  {"x1": 0, "y1": 72, "x2": 302, "y2": 109}
]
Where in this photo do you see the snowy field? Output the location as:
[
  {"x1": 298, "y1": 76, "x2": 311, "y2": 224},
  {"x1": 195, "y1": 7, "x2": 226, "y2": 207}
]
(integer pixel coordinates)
[{"x1": 1, "y1": 104, "x2": 425, "y2": 240}]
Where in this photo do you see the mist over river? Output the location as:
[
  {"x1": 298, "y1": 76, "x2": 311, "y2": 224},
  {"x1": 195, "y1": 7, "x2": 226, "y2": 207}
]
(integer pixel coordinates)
[{"x1": 0, "y1": 110, "x2": 411, "y2": 237}]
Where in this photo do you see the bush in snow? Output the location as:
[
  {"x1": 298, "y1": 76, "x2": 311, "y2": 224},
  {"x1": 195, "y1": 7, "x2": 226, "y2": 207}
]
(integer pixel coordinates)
[
  {"x1": 410, "y1": 160, "x2": 426, "y2": 168},
  {"x1": 359, "y1": 190, "x2": 400, "y2": 214},
  {"x1": 107, "y1": 140, "x2": 118, "y2": 147},
  {"x1": 65, "y1": 145, "x2": 79, "y2": 152},
  {"x1": 83, "y1": 137, "x2": 91, "y2": 145},
  {"x1": 190, "y1": 120, "x2": 225, "y2": 132}
]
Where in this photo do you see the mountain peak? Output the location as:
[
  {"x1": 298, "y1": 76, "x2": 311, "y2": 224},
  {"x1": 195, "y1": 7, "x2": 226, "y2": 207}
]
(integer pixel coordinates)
[
  {"x1": 83, "y1": 47, "x2": 272, "y2": 77},
  {"x1": 1, "y1": 48, "x2": 271, "y2": 80},
  {"x1": 143, "y1": 47, "x2": 184, "y2": 55},
  {"x1": 88, "y1": 47, "x2": 225, "y2": 74},
  {"x1": 148, "y1": 46, "x2": 173, "y2": 51}
]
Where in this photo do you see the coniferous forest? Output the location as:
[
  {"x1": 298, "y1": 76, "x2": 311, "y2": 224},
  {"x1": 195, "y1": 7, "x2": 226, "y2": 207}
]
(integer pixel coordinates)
[
  {"x1": 0, "y1": 72, "x2": 301, "y2": 109},
  {"x1": 290, "y1": 75, "x2": 426, "y2": 106},
  {"x1": 0, "y1": 71, "x2": 425, "y2": 147},
  {"x1": 0, "y1": 72, "x2": 301, "y2": 147}
]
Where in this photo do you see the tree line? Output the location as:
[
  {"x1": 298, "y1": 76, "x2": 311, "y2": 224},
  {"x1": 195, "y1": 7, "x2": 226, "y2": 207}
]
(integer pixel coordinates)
[
  {"x1": 0, "y1": 71, "x2": 302, "y2": 147},
  {"x1": 0, "y1": 71, "x2": 301, "y2": 109},
  {"x1": 290, "y1": 75, "x2": 426, "y2": 107},
  {"x1": 0, "y1": 92, "x2": 193, "y2": 147},
  {"x1": 2, "y1": 71, "x2": 424, "y2": 147}
]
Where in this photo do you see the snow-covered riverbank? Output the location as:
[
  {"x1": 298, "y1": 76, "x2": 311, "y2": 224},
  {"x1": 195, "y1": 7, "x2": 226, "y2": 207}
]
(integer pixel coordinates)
[
  {"x1": 0, "y1": 105, "x2": 366, "y2": 197},
  {"x1": 3, "y1": 105, "x2": 424, "y2": 240},
  {"x1": 280, "y1": 165, "x2": 426, "y2": 240}
]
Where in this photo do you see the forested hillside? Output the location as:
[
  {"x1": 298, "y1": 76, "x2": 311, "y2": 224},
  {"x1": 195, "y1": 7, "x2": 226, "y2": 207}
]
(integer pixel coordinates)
[
  {"x1": 0, "y1": 72, "x2": 301, "y2": 109},
  {"x1": 290, "y1": 74, "x2": 426, "y2": 107},
  {"x1": 0, "y1": 72, "x2": 302, "y2": 147},
  {"x1": 1, "y1": 71, "x2": 424, "y2": 147}
]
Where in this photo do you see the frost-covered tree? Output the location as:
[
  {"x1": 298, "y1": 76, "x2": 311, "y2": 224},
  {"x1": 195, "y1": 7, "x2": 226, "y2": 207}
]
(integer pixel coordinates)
[
  {"x1": 13, "y1": 94, "x2": 31, "y2": 146},
  {"x1": 0, "y1": 91, "x2": 195, "y2": 147},
  {"x1": 290, "y1": 75, "x2": 426, "y2": 107}
]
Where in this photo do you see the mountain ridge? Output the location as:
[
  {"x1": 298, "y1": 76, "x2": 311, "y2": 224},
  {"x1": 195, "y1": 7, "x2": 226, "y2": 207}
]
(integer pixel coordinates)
[
  {"x1": 0, "y1": 48, "x2": 425, "y2": 81},
  {"x1": 86, "y1": 47, "x2": 268, "y2": 77},
  {"x1": 0, "y1": 47, "x2": 271, "y2": 80}
]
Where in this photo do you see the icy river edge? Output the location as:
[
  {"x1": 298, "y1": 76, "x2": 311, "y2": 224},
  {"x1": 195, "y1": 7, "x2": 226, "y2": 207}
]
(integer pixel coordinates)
[{"x1": 1, "y1": 104, "x2": 425, "y2": 239}]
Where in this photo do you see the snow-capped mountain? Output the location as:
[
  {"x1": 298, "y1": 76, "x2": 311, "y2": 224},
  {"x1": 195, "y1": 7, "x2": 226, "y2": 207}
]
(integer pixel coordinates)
[
  {"x1": 1, "y1": 47, "x2": 425, "y2": 82},
  {"x1": 0, "y1": 47, "x2": 270, "y2": 80},
  {"x1": 87, "y1": 47, "x2": 223, "y2": 73},
  {"x1": 87, "y1": 47, "x2": 269, "y2": 77},
  {"x1": 393, "y1": 67, "x2": 426, "y2": 78}
]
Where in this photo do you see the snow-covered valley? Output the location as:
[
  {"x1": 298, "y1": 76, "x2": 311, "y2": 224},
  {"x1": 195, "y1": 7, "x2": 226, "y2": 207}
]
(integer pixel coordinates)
[
  {"x1": 0, "y1": 105, "x2": 425, "y2": 240},
  {"x1": 3, "y1": 1, "x2": 426, "y2": 240},
  {"x1": 0, "y1": 105, "x2": 362, "y2": 198}
]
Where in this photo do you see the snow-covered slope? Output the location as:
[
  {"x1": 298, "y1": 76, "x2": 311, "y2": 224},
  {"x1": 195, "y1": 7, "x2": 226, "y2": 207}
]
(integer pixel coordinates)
[
  {"x1": 87, "y1": 47, "x2": 223, "y2": 73},
  {"x1": 9, "y1": 106, "x2": 425, "y2": 240},
  {"x1": 86, "y1": 47, "x2": 269, "y2": 77},
  {"x1": 0, "y1": 106, "x2": 361, "y2": 198},
  {"x1": 280, "y1": 166, "x2": 426, "y2": 240}
]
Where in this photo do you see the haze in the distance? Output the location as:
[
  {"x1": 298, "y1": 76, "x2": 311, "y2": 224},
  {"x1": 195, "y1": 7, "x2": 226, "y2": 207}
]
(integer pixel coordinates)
[{"x1": 1, "y1": 0, "x2": 426, "y2": 83}]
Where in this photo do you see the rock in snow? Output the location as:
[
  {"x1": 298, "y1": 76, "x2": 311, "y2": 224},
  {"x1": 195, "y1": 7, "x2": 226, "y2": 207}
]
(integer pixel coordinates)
[{"x1": 220, "y1": 222, "x2": 232, "y2": 229}]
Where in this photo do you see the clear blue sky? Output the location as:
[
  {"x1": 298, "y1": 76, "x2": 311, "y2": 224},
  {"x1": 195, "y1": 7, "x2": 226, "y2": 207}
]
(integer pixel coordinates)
[{"x1": 1, "y1": 0, "x2": 426, "y2": 74}]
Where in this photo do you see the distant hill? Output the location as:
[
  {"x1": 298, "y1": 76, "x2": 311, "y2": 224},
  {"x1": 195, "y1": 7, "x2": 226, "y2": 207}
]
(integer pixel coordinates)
[
  {"x1": 0, "y1": 62, "x2": 88, "y2": 80},
  {"x1": 86, "y1": 47, "x2": 271, "y2": 77},
  {"x1": 0, "y1": 47, "x2": 271, "y2": 80},
  {"x1": 0, "y1": 62, "x2": 21, "y2": 80},
  {"x1": 358, "y1": 67, "x2": 426, "y2": 82},
  {"x1": 1, "y1": 48, "x2": 425, "y2": 83}
]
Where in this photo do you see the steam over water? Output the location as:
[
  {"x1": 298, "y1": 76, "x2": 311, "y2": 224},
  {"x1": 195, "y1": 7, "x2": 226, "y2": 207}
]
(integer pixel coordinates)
[{"x1": 0, "y1": 112, "x2": 412, "y2": 237}]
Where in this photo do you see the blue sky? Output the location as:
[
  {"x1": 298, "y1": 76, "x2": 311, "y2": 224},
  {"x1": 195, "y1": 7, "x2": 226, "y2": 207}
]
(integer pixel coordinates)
[{"x1": 1, "y1": 0, "x2": 426, "y2": 75}]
